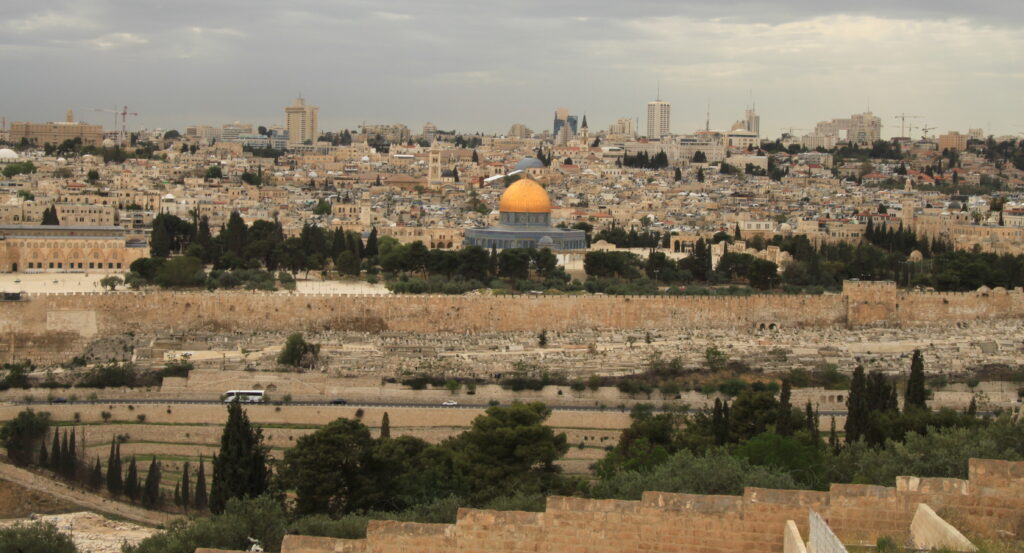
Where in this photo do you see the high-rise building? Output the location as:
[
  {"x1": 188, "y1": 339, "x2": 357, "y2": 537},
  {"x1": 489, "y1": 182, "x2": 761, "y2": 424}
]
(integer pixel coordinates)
[
  {"x1": 646, "y1": 100, "x2": 671, "y2": 139},
  {"x1": 553, "y1": 107, "x2": 569, "y2": 136},
  {"x1": 744, "y1": 107, "x2": 760, "y2": 137},
  {"x1": 422, "y1": 122, "x2": 437, "y2": 143},
  {"x1": 285, "y1": 96, "x2": 319, "y2": 145},
  {"x1": 968, "y1": 128, "x2": 984, "y2": 141}
]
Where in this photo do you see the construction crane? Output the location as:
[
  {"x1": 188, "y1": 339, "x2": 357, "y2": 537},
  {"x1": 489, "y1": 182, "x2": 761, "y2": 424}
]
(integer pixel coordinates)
[
  {"x1": 94, "y1": 106, "x2": 139, "y2": 147},
  {"x1": 894, "y1": 113, "x2": 923, "y2": 138},
  {"x1": 919, "y1": 125, "x2": 935, "y2": 139}
]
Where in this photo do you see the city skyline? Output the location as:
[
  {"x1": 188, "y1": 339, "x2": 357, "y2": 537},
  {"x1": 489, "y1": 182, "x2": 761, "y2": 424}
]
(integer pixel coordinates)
[{"x1": 1, "y1": 1, "x2": 1022, "y2": 138}]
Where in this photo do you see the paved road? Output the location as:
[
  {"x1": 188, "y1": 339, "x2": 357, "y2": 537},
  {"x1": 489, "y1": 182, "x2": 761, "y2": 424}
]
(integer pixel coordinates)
[
  {"x1": 0, "y1": 461, "x2": 175, "y2": 527},
  {"x1": 19, "y1": 397, "x2": 851, "y2": 417}
]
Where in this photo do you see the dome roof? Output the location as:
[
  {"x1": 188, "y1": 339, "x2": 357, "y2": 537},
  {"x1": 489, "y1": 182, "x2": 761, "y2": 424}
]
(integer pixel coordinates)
[
  {"x1": 500, "y1": 178, "x2": 551, "y2": 213},
  {"x1": 0, "y1": 148, "x2": 18, "y2": 160},
  {"x1": 514, "y1": 157, "x2": 545, "y2": 171}
]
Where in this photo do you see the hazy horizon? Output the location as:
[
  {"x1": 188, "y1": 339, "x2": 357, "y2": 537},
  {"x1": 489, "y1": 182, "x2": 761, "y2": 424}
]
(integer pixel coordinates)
[{"x1": 2, "y1": 1, "x2": 1022, "y2": 139}]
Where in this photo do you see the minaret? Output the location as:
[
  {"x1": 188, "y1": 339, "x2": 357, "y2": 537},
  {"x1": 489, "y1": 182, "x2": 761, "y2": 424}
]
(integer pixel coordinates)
[{"x1": 66, "y1": 109, "x2": 74, "y2": 123}]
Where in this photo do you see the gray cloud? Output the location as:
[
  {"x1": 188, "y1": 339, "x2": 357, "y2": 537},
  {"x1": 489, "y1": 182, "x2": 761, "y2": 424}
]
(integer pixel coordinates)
[{"x1": 1, "y1": 1, "x2": 1022, "y2": 138}]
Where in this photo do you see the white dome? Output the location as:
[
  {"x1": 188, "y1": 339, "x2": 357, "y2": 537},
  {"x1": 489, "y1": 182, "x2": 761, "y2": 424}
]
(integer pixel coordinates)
[
  {"x1": 56, "y1": 157, "x2": 67, "y2": 163},
  {"x1": 163, "y1": 193, "x2": 175, "y2": 200},
  {"x1": 102, "y1": 138, "x2": 116, "y2": 147},
  {"x1": 0, "y1": 148, "x2": 18, "y2": 160},
  {"x1": 360, "y1": 156, "x2": 370, "y2": 162},
  {"x1": 308, "y1": 171, "x2": 318, "y2": 178}
]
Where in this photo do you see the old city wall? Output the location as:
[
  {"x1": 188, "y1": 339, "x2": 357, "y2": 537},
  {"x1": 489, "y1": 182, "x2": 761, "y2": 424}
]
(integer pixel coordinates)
[
  {"x1": 3, "y1": 282, "x2": 1023, "y2": 363},
  {"x1": 271, "y1": 458, "x2": 1024, "y2": 553}
]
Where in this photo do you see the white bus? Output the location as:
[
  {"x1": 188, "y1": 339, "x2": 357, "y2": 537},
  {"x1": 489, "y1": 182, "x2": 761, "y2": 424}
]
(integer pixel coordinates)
[{"x1": 223, "y1": 390, "x2": 266, "y2": 403}]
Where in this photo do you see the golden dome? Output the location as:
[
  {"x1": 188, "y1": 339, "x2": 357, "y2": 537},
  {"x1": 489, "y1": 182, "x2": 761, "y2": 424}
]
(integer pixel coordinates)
[{"x1": 499, "y1": 178, "x2": 551, "y2": 213}]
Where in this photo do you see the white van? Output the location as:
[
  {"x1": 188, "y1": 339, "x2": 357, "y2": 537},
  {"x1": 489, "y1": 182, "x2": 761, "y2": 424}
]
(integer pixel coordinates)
[{"x1": 223, "y1": 390, "x2": 265, "y2": 403}]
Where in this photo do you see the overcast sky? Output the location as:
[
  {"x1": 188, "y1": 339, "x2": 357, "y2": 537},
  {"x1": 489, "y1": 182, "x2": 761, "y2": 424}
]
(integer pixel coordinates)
[{"x1": 2, "y1": 1, "x2": 1022, "y2": 139}]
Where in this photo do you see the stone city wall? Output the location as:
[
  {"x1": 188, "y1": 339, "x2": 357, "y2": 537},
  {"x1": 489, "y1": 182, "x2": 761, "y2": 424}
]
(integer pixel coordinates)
[
  {"x1": 265, "y1": 458, "x2": 1023, "y2": 553},
  {"x1": 2, "y1": 281, "x2": 1022, "y2": 364}
]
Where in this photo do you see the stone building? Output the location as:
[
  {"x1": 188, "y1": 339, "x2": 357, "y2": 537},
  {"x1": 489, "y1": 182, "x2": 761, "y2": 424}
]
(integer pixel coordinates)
[
  {"x1": 0, "y1": 225, "x2": 147, "y2": 273},
  {"x1": 463, "y1": 178, "x2": 586, "y2": 251}
]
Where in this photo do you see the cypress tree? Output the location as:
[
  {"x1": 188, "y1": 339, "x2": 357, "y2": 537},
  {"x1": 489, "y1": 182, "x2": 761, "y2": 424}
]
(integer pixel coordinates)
[
  {"x1": 38, "y1": 439, "x2": 48, "y2": 468},
  {"x1": 66, "y1": 428, "x2": 77, "y2": 479},
  {"x1": 194, "y1": 456, "x2": 208, "y2": 511},
  {"x1": 107, "y1": 439, "x2": 123, "y2": 496},
  {"x1": 721, "y1": 400, "x2": 731, "y2": 444},
  {"x1": 845, "y1": 366, "x2": 868, "y2": 444},
  {"x1": 776, "y1": 380, "x2": 793, "y2": 436},
  {"x1": 380, "y1": 412, "x2": 391, "y2": 439},
  {"x1": 50, "y1": 431, "x2": 61, "y2": 473},
  {"x1": 365, "y1": 227, "x2": 379, "y2": 257},
  {"x1": 805, "y1": 401, "x2": 820, "y2": 441},
  {"x1": 209, "y1": 402, "x2": 269, "y2": 514},
  {"x1": 711, "y1": 398, "x2": 723, "y2": 445},
  {"x1": 905, "y1": 349, "x2": 928, "y2": 410},
  {"x1": 150, "y1": 220, "x2": 171, "y2": 257},
  {"x1": 967, "y1": 397, "x2": 978, "y2": 416},
  {"x1": 59, "y1": 430, "x2": 70, "y2": 478},
  {"x1": 90, "y1": 457, "x2": 103, "y2": 490},
  {"x1": 829, "y1": 416, "x2": 839, "y2": 454},
  {"x1": 174, "y1": 483, "x2": 181, "y2": 507},
  {"x1": 125, "y1": 456, "x2": 139, "y2": 502},
  {"x1": 180, "y1": 461, "x2": 191, "y2": 510},
  {"x1": 142, "y1": 456, "x2": 161, "y2": 508}
]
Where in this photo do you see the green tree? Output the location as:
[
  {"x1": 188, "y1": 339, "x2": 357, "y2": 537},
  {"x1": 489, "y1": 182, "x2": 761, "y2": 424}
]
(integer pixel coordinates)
[
  {"x1": 0, "y1": 521, "x2": 78, "y2": 553},
  {"x1": 209, "y1": 402, "x2": 270, "y2": 514},
  {"x1": 150, "y1": 220, "x2": 171, "y2": 257},
  {"x1": 905, "y1": 349, "x2": 928, "y2": 410},
  {"x1": 121, "y1": 496, "x2": 286, "y2": 553},
  {"x1": 125, "y1": 456, "x2": 140, "y2": 502},
  {"x1": 445, "y1": 402, "x2": 569, "y2": 503},
  {"x1": 49, "y1": 430, "x2": 61, "y2": 473},
  {"x1": 704, "y1": 347, "x2": 727, "y2": 371},
  {"x1": 99, "y1": 276, "x2": 123, "y2": 291},
  {"x1": 0, "y1": 409, "x2": 50, "y2": 466},
  {"x1": 194, "y1": 455, "x2": 208, "y2": 510},
  {"x1": 380, "y1": 412, "x2": 391, "y2": 439},
  {"x1": 142, "y1": 456, "x2": 162, "y2": 508},
  {"x1": 205, "y1": 166, "x2": 223, "y2": 179},
  {"x1": 41, "y1": 206, "x2": 60, "y2": 225},
  {"x1": 593, "y1": 405, "x2": 681, "y2": 477},
  {"x1": 845, "y1": 366, "x2": 869, "y2": 444},
  {"x1": 87, "y1": 169, "x2": 100, "y2": 182},
  {"x1": 278, "y1": 418, "x2": 376, "y2": 515},
  {"x1": 776, "y1": 380, "x2": 794, "y2": 436},
  {"x1": 154, "y1": 256, "x2": 205, "y2": 287},
  {"x1": 107, "y1": 439, "x2": 123, "y2": 496},
  {"x1": 89, "y1": 457, "x2": 103, "y2": 490},
  {"x1": 277, "y1": 333, "x2": 320, "y2": 368},
  {"x1": 180, "y1": 461, "x2": 191, "y2": 510}
]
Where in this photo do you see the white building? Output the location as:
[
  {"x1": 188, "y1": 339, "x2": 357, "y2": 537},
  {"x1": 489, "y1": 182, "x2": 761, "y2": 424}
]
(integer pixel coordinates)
[{"x1": 646, "y1": 101, "x2": 671, "y2": 139}]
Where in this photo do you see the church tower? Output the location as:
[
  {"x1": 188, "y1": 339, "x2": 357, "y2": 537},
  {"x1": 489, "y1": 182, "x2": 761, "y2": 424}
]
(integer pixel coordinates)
[{"x1": 427, "y1": 144, "x2": 442, "y2": 187}]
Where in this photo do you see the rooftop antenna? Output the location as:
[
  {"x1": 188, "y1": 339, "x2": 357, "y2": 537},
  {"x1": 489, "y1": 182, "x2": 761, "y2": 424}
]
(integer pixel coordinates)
[{"x1": 656, "y1": 81, "x2": 661, "y2": 102}]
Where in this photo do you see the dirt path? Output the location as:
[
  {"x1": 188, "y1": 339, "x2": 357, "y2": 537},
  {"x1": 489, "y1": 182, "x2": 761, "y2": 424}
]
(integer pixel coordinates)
[{"x1": 0, "y1": 461, "x2": 175, "y2": 527}]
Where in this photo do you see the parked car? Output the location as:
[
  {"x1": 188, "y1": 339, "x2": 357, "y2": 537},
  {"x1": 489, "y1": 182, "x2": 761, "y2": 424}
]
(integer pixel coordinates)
[
  {"x1": 441, "y1": 400, "x2": 458, "y2": 406},
  {"x1": 330, "y1": 398, "x2": 349, "y2": 405}
]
